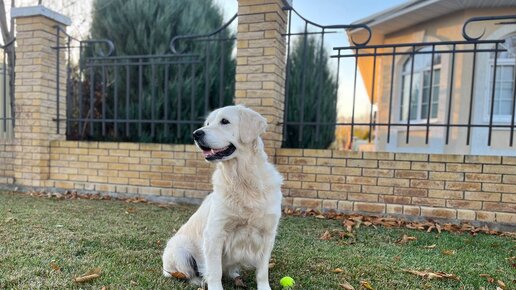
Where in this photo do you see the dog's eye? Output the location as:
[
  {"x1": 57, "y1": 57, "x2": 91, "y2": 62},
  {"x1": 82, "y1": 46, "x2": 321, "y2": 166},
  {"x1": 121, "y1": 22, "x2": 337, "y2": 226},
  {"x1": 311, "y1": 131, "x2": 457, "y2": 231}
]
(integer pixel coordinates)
[{"x1": 220, "y1": 118, "x2": 230, "y2": 125}]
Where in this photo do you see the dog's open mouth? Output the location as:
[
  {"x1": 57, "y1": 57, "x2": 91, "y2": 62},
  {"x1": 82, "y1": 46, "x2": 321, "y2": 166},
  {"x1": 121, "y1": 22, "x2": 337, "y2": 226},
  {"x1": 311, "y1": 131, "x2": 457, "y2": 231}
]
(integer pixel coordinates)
[{"x1": 198, "y1": 143, "x2": 236, "y2": 161}]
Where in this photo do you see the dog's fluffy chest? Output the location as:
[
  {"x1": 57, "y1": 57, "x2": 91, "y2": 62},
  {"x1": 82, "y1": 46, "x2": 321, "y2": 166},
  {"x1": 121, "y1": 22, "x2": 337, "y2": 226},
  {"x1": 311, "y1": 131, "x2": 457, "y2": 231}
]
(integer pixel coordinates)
[{"x1": 221, "y1": 213, "x2": 279, "y2": 268}]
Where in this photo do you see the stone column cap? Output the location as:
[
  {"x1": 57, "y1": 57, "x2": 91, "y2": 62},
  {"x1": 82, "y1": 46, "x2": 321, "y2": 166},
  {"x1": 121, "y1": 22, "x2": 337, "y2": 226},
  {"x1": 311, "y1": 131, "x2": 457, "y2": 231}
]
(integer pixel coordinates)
[{"x1": 11, "y1": 5, "x2": 71, "y2": 26}]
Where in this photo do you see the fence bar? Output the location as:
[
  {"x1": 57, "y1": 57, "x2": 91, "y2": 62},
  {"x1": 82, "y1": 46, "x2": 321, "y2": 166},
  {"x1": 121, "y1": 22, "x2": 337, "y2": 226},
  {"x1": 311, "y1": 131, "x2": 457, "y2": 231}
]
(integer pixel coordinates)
[
  {"x1": 488, "y1": 42, "x2": 499, "y2": 146},
  {"x1": 298, "y1": 22, "x2": 309, "y2": 143},
  {"x1": 425, "y1": 44, "x2": 436, "y2": 144},
  {"x1": 203, "y1": 44, "x2": 210, "y2": 115},
  {"x1": 2, "y1": 49, "x2": 6, "y2": 132},
  {"x1": 315, "y1": 27, "x2": 325, "y2": 142},
  {"x1": 151, "y1": 62, "x2": 156, "y2": 137},
  {"x1": 405, "y1": 45, "x2": 416, "y2": 144},
  {"x1": 125, "y1": 64, "x2": 130, "y2": 137},
  {"x1": 218, "y1": 38, "x2": 225, "y2": 107},
  {"x1": 113, "y1": 64, "x2": 118, "y2": 137},
  {"x1": 282, "y1": 8, "x2": 293, "y2": 143},
  {"x1": 466, "y1": 43, "x2": 478, "y2": 146},
  {"x1": 177, "y1": 63, "x2": 184, "y2": 138},
  {"x1": 350, "y1": 48, "x2": 358, "y2": 146},
  {"x1": 190, "y1": 62, "x2": 196, "y2": 135},
  {"x1": 88, "y1": 64, "x2": 94, "y2": 137},
  {"x1": 445, "y1": 44, "x2": 456, "y2": 145},
  {"x1": 164, "y1": 63, "x2": 170, "y2": 137},
  {"x1": 66, "y1": 35, "x2": 72, "y2": 136},
  {"x1": 368, "y1": 48, "x2": 377, "y2": 143},
  {"x1": 511, "y1": 60, "x2": 516, "y2": 147},
  {"x1": 138, "y1": 58, "x2": 143, "y2": 137},
  {"x1": 387, "y1": 47, "x2": 396, "y2": 143},
  {"x1": 55, "y1": 27, "x2": 60, "y2": 134},
  {"x1": 101, "y1": 64, "x2": 106, "y2": 136}
]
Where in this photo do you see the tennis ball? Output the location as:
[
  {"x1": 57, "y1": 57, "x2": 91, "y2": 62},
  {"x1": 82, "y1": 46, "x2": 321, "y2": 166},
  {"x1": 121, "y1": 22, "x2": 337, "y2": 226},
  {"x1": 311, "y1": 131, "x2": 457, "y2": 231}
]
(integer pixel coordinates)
[{"x1": 280, "y1": 276, "x2": 295, "y2": 288}]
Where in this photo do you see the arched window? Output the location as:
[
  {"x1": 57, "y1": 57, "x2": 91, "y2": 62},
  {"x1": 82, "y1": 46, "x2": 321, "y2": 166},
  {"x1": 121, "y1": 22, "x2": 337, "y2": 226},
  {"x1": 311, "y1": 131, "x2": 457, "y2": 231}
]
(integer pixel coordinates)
[
  {"x1": 400, "y1": 47, "x2": 441, "y2": 122},
  {"x1": 488, "y1": 34, "x2": 516, "y2": 120}
]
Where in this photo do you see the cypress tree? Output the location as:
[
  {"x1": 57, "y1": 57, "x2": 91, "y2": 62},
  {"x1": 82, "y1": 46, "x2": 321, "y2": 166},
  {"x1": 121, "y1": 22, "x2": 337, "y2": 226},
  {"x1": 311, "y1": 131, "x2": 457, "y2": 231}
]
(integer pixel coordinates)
[
  {"x1": 73, "y1": 0, "x2": 235, "y2": 143},
  {"x1": 283, "y1": 36, "x2": 338, "y2": 149}
]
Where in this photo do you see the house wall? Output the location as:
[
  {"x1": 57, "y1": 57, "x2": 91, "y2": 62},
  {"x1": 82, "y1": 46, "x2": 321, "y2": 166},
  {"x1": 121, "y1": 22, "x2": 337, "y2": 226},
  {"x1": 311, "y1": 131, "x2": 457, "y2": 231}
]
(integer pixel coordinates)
[
  {"x1": 372, "y1": 8, "x2": 516, "y2": 155},
  {"x1": 0, "y1": 139, "x2": 14, "y2": 184}
]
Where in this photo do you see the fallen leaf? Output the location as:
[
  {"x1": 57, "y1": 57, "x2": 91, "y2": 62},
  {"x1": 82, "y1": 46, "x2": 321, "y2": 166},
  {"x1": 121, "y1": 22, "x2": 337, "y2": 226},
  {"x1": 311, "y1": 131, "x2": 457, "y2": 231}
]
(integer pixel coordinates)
[
  {"x1": 125, "y1": 207, "x2": 137, "y2": 214},
  {"x1": 497, "y1": 280, "x2": 506, "y2": 289},
  {"x1": 332, "y1": 268, "x2": 344, "y2": 273},
  {"x1": 320, "y1": 230, "x2": 331, "y2": 240},
  {"x1": 422, "y1": 244, "x2": 436, "y2": 249},
  {"x1": 340, "y1": 281, "x2": 355, "y2": 290},
  {"x1": 73, "y1": 268, "x2": 101, "y2": 283},
  {"x1": 403, "y1": 269, "x2": 459, "y2": 281},
  {"x1": 101, "y1": 287, "x2": 107, "y2": 290},
  {"x1": 171, "y1": 271, "x2": 188, "y2": 279},
  {"x1": 268, "y1": 262, "x2": 275, "y2": 269},
  {"x1": 441, "y1": 250, "x2": 455, "y2": 256},
  {"x1": 360, "y1": 280, "x2": 374, "y2": 290},
  {"x1": 50, "y1": 262, "x2": 61, "y2": 272},
  {"x1": 315, "y1": 214, "x2": 326, "y2": 219},
  {"x1": 479, "y1": 274, "x2": 494, "y2": 283},
  {"x1": 396, "y1": 234, "x2": 417, "y2": 244}
]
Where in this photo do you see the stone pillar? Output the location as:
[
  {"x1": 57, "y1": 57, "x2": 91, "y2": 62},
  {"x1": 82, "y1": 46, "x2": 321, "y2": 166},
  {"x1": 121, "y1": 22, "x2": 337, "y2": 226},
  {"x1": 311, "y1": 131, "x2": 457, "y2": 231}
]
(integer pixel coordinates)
[
  {"x1": 12, "y1": 6, "x2": 70, "y2": 187},
  {"x1": 235, "y1": 0, "x2": 287, "y2": 152}
]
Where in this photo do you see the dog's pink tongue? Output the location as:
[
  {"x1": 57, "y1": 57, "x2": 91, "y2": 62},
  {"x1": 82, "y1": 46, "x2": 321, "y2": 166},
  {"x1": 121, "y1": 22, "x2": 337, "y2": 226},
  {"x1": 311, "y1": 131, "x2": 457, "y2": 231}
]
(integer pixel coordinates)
[{"x1": 203, "y1": 147, "x2": 226, "y2": 157}]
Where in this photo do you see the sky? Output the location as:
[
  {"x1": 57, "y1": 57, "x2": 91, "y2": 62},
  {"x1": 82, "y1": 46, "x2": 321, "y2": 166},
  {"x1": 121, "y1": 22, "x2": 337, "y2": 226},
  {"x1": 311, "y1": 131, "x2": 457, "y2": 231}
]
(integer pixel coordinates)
[{"x1": 214, "y1": 0, "x2": 407, "y2": 119}]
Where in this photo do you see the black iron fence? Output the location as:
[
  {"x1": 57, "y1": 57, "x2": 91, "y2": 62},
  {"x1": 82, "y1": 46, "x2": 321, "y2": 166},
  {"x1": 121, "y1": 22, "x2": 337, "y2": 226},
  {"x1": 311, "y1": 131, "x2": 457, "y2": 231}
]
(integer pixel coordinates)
[
  {"x1": 0, "y1": 39, "x2": 15, "y2": 140},
  {"x1": 55, "y1": 15, "x2": 236, "y2": 143},
  {"x1": 282, "y1": 4, "x2": 516, "y2": 152}
]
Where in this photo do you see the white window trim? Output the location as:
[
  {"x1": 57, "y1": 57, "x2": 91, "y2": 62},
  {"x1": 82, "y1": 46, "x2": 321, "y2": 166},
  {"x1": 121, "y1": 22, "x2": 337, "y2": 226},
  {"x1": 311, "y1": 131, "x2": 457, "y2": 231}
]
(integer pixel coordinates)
[
  {"x1": 399, "y1": 61, "x2": 441, "y2": 124},
  {"x1": 482, "y1": 58, "x2": 516, "y2": 124}
]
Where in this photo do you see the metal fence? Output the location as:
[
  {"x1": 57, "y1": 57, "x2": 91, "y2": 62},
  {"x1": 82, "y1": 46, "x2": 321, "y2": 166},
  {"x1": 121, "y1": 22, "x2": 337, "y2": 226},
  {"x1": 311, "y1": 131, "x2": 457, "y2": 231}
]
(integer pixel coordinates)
[
  {"x1": 55, "y1": 15, "x2": 236, "y2": 143},
  {"x1": 0, "y1": 39, "x2": 15, "y2": 141},
  {"x1": 282, "y1": 4, "x2": 516, "y2": 153}
]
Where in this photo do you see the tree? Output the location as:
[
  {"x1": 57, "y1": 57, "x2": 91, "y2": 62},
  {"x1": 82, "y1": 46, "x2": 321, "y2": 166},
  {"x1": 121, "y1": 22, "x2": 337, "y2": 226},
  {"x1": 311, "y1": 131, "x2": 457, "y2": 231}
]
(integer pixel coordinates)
[
  {"x1": 283, "y1": 36, "x2": 338, "y2": 149},
  {"x1": 73, "y1": 0, "x2": 235, "y2": 143}
]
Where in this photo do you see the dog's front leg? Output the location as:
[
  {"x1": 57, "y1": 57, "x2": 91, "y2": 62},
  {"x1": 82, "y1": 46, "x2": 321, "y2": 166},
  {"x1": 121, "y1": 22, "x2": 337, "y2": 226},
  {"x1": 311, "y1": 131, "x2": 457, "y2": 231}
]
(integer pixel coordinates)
[
  {"x1": 203, "y1": 219, "x2": 226, "y2": 290},
  {"x1": 255, "y1": 230, "x2": 277, "y2": 290}
]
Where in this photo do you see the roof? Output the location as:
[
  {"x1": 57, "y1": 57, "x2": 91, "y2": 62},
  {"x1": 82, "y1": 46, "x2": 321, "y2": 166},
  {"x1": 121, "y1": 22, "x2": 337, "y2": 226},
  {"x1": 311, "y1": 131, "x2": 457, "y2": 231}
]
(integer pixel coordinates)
[{"x1": 349, "y1": 0, "x2": 516, "y2": 35}]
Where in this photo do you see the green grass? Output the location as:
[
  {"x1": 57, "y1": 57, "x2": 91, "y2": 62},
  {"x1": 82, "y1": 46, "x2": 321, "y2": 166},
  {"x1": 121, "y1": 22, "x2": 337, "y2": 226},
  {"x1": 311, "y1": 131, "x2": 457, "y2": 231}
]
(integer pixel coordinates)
[{"x1": 0, "y1": 191, "x2": 514, "y2": 290}]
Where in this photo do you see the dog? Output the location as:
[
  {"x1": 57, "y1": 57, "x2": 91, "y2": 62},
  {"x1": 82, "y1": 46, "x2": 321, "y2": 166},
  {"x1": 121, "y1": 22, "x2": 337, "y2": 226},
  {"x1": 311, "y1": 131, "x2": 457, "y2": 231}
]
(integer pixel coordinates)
[{"x1": 162, "y1": 105, "x2": 283, "y2": 290}]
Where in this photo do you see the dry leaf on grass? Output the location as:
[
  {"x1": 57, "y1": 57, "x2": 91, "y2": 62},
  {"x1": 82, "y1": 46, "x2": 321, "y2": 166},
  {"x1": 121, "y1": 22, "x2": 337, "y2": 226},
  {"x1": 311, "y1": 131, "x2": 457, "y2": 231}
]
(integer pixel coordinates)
[
  {"x1": 332, "y1": 268, "x2": 344, "y2": 273},
  {"x1": 480, "y1": 274, "x2": 495, "y2": 283},
  {"x1": 360, "y1": 280, "x2": 374, "y2": 290},
  {"x1": 403, "y1": 269, "x2": 459, "y2": 281},
  {"x1": 497, "y1": 280, "x2": 506, "y2": 289},
  {"x1": 441, "y1": 250, "x2": 455, "y2": 256},
  {"x1": 422, "y1": 244, "x2": 436, "y2": 249},
  {"x1": 396, "y1": 234, "x2": 417, "y2": 244},
  {"x1": 125, "y1": 207, "x2": 137, "y2": 214},
  {"x1": 50, "y1": 262, "x2": 61, "y2": 272},
  {"x1": 171, "y1": 271, "x2": 188, "y2": 279},
  {"x1": 340, "y1": 281, "x2": 355, "y2": 290},
  {"x1": 73, "y1": 269, "x2": 101, "y2": 283},
  {"x1": 320, "y1": 230, "x2": 332, "y2": 240}
]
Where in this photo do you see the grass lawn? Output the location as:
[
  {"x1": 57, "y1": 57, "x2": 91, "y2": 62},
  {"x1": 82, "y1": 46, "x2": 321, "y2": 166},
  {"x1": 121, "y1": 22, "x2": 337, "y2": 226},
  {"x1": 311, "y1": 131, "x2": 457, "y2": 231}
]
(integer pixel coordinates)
[{"x1": 0, "y1": 191, "x2": 514, "y2": 290}]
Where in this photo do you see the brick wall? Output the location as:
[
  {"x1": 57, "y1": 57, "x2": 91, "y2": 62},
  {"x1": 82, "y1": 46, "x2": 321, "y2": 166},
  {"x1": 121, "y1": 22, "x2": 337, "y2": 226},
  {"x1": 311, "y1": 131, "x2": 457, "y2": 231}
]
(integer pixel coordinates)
[
  {"x1": 0, "y1": 139, "x2": 15, "y2": 184},
  {"x1": 277, "y1": 149, "x2": 515, "y2": 224},
  {"x1": 47, "y1": 141, "x2": 213, "y2": 201}
]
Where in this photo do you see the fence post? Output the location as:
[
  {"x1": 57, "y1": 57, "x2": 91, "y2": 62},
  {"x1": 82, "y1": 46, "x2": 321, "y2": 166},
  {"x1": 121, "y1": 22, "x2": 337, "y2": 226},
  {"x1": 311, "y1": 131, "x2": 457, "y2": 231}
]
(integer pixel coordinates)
[
  {"x1": 12, "y1": 6, "x2": 70, "y2": 187},
  {"x1": 235, "y1": 0, "x2": 287, "y2": 153}
]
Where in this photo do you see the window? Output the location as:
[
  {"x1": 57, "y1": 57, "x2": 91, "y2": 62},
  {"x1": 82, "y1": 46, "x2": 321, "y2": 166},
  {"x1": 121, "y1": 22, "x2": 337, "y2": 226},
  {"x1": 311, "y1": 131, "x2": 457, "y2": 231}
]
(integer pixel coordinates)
[
  {"x1": 488, "y1": 35, "x2": 516, "y2": 120},
  {"x1": 400, "y1": 47, "x2": 441, "y2": 122}
]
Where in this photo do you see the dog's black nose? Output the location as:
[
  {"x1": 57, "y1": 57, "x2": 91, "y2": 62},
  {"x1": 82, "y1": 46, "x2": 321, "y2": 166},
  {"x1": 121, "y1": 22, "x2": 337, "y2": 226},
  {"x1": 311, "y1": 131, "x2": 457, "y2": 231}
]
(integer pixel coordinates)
[{"x1": 193, "y1": 130, "x2": 205, "y2": 141}]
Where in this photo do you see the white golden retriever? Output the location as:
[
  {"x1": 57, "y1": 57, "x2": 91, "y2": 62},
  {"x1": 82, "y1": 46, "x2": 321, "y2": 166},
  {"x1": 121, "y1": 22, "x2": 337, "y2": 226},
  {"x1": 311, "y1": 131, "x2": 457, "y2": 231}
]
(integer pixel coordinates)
[{"x1": 162, "y1": 105, "x2": 283, "y2": 290}]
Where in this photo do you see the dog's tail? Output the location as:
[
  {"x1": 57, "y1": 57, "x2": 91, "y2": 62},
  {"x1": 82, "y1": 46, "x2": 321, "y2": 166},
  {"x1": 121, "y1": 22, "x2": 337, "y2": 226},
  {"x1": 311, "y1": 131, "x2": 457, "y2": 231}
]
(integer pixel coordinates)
[{"x1": 162, "y1": 235, "x2": 201, "y2": 281}]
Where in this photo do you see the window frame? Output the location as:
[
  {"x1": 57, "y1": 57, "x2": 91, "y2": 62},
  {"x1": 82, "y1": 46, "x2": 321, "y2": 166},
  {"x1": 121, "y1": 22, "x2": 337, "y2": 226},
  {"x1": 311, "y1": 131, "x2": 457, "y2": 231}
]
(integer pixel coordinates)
[{"x1": 398, "y1": 49, "x2": 442, "y2": 124}]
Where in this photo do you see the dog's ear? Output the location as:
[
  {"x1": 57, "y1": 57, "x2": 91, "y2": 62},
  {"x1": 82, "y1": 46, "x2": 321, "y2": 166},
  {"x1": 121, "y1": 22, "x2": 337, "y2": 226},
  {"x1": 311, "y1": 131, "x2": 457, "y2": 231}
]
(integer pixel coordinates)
[{"x1": 238, "y1": 106, "x2": 267, "y2": 144}]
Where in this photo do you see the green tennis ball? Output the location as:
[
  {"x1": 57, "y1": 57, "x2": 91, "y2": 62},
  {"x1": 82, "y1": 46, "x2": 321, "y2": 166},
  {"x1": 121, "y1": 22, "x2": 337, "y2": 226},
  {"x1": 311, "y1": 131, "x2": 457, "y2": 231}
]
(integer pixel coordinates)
[{"x1": 280, "y1": 276, "x2": 295, "y2": 288}]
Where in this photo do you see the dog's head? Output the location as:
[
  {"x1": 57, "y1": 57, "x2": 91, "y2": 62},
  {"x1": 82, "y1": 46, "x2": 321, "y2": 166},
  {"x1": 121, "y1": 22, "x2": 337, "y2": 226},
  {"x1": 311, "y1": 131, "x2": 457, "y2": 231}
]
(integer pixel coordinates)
[{"x1": 192, "y1": 105, "x2": 267, "y2": 162}]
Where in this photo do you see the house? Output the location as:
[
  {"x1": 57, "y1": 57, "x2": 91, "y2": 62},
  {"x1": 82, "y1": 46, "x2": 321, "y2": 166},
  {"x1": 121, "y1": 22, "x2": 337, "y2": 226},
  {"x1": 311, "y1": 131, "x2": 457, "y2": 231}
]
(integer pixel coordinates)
[{"x1": 347, "y1": 0, "x2": 516, "y2": 156}]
